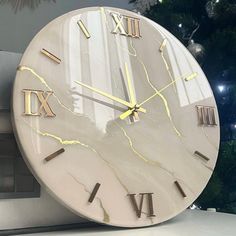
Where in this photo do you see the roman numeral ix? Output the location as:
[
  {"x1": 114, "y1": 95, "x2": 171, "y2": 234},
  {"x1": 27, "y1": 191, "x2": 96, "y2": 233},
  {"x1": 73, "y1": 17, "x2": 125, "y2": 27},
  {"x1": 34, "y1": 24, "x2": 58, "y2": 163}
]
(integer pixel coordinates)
[
  {"x1": 127, "y1": 193, "x2": 156, "y2": 218},
  {"x1": 22, "y1": 89, "x2": 56, "y2": 117},
  {"x1": 111, "y1": 13, "x2": 141, "y2": 38}
]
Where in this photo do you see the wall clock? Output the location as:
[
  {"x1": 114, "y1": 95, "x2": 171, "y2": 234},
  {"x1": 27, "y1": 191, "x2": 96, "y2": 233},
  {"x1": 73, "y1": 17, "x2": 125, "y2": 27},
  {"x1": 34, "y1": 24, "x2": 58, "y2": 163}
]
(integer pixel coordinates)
[{"x1": 12, "y1": 7, "x2": 220, "y2": 227}]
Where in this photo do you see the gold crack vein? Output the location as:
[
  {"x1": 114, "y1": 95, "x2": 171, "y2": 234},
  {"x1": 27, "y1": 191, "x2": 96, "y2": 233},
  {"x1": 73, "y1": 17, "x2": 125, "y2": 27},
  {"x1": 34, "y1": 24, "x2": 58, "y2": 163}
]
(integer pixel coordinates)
[
  {"x1": 114, "y1": 122, "x2": 195, "y2": 195},
  {"x1": 68, "y1": 172, "x2": 91, "y2": 194},
  {"x1": 115, "y1": 122, "x2": 149, "y2": 163},
  {"x1": 129, "y1": 40, "x2": 181, "y2": 137},
  {"x1": 23, "y1": 120, "x2": 129, "y2": 193},
  {"x1": 98, "y1": 199, "x2": 110, "y2": 223},
  {"x1": 139, "y1": 72, "x2": 198, "y2": 107},
  {"x1": 115, "y1": 121, "x2": 170, "y2": 169},
  {"x1": 68, "y1": 173, "x2": 110, "y2": 223},
  {"x1": 159, "y1": 39, "x2": 177, "y2": 93},
  {"x1": 17, "y1": 65, "x2": 82, "y2": 117},
  {"x1": 28, "y1": 124, "x2": 97, "y2": 151},
  {"x1": 128, "y1": 37, "x2": 137, "y2": 56}
]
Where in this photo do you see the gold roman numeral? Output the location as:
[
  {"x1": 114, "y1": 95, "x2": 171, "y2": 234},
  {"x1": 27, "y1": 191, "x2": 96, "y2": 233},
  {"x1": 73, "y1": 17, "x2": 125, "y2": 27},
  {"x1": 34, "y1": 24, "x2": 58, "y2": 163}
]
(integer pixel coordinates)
[
  {"x1": 22, "y1": 89, "x2": 56, "y2": 117},
  {"x1": 196, "y1": 105, "x2": 217, "y2": 126},
  {"x1": 127, "y1": 193, "x2": 156, "y2": 218},
  {"x1": 111, "y1": 13, "x2": 141, "y2": 38}
]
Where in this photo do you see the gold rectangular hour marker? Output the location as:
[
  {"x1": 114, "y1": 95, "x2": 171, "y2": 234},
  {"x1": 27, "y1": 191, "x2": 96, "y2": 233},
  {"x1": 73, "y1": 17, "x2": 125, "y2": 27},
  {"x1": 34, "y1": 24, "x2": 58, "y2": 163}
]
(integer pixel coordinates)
[
  {"x1": 88, "y1": 183, "x2": 101, "y2": 203},
  {"x1": 174, "y1": 181, "x2": 187, "y2": 198},
  {"x1": 41, "y1": 49, "x2": 61, "y2": 64},
  {"x1": 194, "y1": 151, "x2": 210, "y2": 162},
  {"x1": 77, "y1": 20, "x2": 91, "y2": 39},
  {"x1": 196, "y1": 105, "x2": 217, "y2": 127},
  {"x1": 44, "y1": 148, "x2": 65, "y2": 162},
  {"x1": 159, "y1": 39, "x2": 167, "y2": 52},
  {"x1": 185, "y1": 72, "x2": 198, "y2": 81}
]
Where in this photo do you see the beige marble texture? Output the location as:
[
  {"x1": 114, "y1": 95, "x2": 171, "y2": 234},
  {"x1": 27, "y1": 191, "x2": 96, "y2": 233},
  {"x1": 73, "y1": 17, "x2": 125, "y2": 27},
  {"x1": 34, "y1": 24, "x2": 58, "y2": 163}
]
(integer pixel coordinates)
[{"x1": 12, "y1": 7, "x2": 220, "y2": 227}]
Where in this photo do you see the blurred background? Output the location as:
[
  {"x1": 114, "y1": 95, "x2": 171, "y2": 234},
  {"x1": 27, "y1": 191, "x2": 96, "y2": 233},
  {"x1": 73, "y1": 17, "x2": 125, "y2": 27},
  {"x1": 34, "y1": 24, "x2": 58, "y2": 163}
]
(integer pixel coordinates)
[{"x1": 0, "y1": 0, "x2": 235, "y2": 215}]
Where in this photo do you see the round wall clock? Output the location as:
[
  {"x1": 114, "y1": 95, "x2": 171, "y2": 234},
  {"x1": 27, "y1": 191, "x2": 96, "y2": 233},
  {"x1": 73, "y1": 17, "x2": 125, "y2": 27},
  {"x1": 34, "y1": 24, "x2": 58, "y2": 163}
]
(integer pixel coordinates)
[{"x1": 12, "y1": 7, "x2": 220, "y2": 227}]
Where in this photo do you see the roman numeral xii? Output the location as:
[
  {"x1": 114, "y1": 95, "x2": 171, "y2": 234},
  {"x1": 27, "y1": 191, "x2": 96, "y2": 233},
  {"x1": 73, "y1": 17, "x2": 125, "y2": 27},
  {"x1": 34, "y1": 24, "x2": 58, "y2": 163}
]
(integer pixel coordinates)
[{"x1": 111, "y1": 13, "x2": 141, "y2": 38}]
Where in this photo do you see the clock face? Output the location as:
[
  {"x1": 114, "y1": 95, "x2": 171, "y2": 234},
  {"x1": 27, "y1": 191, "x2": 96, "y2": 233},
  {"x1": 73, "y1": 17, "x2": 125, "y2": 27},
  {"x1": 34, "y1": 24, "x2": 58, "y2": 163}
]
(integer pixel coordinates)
[{"x1": 12, "y1": 7, "x2": 220, "y2": 227}]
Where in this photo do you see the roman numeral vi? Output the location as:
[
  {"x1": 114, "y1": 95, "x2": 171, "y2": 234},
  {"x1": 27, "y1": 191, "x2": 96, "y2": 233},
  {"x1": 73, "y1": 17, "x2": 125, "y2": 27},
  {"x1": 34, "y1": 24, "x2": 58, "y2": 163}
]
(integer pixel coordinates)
[{"x1": 127, "y1": 193, "x2": 156, "y2": 218}]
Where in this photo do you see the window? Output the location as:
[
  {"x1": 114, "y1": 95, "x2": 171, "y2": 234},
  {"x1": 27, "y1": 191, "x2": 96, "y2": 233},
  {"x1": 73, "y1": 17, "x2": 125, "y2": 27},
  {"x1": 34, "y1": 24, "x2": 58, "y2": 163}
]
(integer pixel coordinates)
[{"x1": 0, "y1": 134, "x2": 40, "y2": 199}]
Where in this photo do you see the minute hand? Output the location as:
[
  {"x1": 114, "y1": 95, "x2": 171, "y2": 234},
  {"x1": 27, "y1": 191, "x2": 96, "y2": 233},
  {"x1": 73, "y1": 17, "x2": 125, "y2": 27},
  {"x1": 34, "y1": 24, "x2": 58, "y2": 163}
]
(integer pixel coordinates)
[
  {"x1": 139, "y1": 72, "x2": 198, "y2": 107},
  {"x1": 75, "y1": 81, "x2": 146, "y2": 113}
]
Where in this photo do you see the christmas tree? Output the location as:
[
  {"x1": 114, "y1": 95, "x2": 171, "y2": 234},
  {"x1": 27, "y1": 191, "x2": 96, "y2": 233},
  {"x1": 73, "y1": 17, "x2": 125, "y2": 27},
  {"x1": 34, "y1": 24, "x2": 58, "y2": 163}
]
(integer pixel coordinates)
[{"x1": 130, "y1": 0, "x2": 236, "y2": 213}]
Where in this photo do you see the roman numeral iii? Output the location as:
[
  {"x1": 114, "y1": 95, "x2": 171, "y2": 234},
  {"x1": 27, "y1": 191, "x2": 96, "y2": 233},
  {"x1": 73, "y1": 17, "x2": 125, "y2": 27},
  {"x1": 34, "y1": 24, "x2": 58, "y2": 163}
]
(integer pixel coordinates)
[
  {"x1": 127, "y1": 193, "x2": 156, "y2": 218},
  {"x1": 22, "y1": 89, "x2": 56, "y2": 117},
  {"x1": 111, "y1": 13, "x2": 141, "y2": 38},
  {"x1": 196, "y1": 105, "x2": 217, "y2": 126}
]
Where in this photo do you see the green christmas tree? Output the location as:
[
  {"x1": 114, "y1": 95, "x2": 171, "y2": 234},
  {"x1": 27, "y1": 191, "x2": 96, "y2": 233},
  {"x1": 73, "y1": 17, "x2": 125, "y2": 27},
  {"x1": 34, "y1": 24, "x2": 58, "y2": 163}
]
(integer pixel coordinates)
[{"x1": 130, "y1": 0, "x2": 236, "y2": 213}]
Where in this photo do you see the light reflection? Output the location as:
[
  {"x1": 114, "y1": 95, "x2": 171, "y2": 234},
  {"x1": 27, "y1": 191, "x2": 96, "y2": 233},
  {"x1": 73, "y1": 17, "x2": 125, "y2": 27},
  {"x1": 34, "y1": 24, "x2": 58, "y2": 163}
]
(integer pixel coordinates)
[
  {"x1": 218, "y1": 85, "x2": 225, "y2": 93},
  {"x1": 190, "y1": 204, "x2": 201, "y2": 210}
]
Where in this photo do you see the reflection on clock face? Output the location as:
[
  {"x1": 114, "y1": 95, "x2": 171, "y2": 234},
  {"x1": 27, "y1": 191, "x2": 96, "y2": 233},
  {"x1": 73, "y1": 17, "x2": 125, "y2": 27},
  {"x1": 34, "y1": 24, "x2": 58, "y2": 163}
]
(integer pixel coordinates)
[{"x1": 12, "y1": 7, "x2": 220, "y2": 227}]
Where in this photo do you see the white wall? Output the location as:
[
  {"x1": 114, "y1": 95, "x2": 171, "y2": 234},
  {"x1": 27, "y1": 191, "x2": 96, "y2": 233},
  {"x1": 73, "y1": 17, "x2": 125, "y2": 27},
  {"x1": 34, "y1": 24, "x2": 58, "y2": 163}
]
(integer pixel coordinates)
[
  {"x1": 0, "y1": 0, "x2": 133, "y2": 53},
  {"x1": 0, "y1": 189, "x2": 86, "y2": 230}
]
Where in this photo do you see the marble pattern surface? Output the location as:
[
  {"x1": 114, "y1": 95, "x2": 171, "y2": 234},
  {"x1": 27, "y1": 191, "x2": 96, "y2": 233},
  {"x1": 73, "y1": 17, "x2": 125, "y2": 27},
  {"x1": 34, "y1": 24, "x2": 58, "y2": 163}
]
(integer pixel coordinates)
[{"x1": 12, "y1": 7, "x2": 220, "y2": 227}]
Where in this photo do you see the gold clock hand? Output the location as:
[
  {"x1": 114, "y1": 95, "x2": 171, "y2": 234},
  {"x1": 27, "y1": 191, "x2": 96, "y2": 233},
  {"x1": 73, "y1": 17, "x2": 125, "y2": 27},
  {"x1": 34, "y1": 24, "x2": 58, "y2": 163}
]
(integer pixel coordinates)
[
  {"x1": 75, "y1": 81, "x2": 146, "y2": 113},
  {"x1": 139, "y1": 72, "x2": 198, "y2": 107},
  {"x1": 120, "y1": 109, "x2": 134, "y2": 120},
  {"x1": 125, "y1": 62, "x2": 136, "y2": 106},
  {"x1": 119, "y1": 72, "x2": 198, "y2": 120}
]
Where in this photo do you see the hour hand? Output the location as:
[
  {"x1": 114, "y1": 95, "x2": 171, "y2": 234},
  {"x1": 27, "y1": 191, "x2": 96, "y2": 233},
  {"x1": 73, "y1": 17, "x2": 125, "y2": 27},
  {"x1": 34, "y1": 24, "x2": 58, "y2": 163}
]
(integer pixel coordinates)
[
  {"x1": 74, "y1": 80, "x2": 146, "y2": 113},
  {"x1": 124, "y1": 62, "x2": 136, "y2": 106}
]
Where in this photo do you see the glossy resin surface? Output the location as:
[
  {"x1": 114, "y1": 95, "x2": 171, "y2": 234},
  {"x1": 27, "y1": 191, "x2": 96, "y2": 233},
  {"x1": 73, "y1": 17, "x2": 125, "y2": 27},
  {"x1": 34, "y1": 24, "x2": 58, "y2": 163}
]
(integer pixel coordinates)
[{"x1": 12, "y1": 7, "x2": 220, "y2": 227}]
